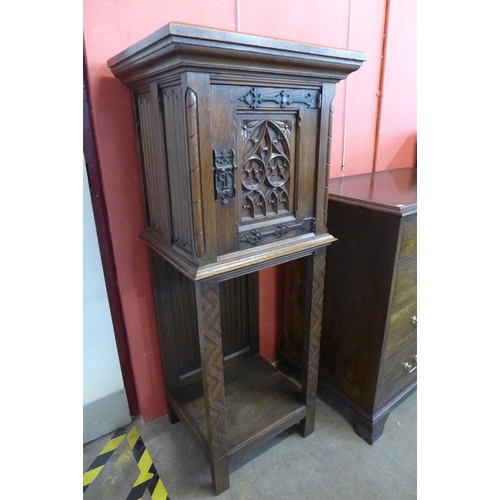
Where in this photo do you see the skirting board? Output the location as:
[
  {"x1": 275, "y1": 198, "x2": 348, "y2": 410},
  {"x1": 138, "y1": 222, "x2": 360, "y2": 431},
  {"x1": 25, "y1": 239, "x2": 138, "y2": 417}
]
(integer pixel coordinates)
[{"x1": 83, "y1": 388, "x2": 131, "y2": 444}]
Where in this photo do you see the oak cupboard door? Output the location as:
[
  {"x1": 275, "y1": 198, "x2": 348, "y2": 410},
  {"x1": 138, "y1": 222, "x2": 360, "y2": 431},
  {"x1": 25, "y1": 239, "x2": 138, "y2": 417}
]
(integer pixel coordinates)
[{"x1": 210, "y1": 85, "x2": 321, "y2": 256}]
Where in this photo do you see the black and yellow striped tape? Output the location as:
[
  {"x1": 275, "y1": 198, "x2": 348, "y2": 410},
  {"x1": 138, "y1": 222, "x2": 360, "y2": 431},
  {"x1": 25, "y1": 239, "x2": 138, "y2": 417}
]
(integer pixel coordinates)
[
  {"x1": 83, "y1": 427, "x2": 127, "y2": 493},
  {"x1": 83, "y1": 425, "x2": 169, "y2": 499},
  {"x1": 126, "y1": 426, "x2": 169, "y2": 500}
]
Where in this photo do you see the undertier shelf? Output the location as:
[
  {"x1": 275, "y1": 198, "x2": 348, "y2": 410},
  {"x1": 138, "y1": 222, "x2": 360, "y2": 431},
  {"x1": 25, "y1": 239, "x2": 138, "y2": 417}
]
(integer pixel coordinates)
[{"x1": 170, "y1": 354, "x2": 306, "y2": 460}]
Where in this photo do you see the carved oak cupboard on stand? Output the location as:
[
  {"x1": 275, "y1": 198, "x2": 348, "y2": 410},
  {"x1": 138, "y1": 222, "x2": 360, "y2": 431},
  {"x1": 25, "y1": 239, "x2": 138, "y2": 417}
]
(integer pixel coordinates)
[{"x1": 108, "y1": 23, "x2": 366, "y2": 495}]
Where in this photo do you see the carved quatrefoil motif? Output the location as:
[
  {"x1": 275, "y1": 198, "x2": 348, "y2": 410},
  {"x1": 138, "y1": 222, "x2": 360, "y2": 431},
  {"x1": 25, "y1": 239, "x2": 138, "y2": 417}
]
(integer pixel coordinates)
[{"x1": 240, "y1": 120, "x2": 292, "y2": 221}]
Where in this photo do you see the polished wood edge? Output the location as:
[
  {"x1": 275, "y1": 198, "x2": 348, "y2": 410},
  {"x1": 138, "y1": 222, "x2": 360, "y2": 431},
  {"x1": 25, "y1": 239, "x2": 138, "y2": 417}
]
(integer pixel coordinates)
[
  {"x1": 142, "y1": 229, "x2": 335, "y2": 281},
  {"x1": 217, "y1": 231, "x2": 327, "y2": 262},
  {"x1": 108, "y1": 22, "x2": 367, "y2": 69},
  {"x1": 328, "y1": 195, "x2": 417, "y2": 216}
]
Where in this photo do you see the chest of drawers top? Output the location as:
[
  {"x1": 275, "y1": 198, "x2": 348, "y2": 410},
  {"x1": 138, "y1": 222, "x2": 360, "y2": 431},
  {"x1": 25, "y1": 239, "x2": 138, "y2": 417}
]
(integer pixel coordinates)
[{"x1": 328, "y1": 168, "x2": 417, "y2": 216}]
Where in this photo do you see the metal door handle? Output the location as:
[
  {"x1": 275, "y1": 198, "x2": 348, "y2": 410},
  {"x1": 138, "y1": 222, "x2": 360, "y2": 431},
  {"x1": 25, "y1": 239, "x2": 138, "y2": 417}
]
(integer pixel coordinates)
[{"x1": 403, "y1": 355, "x2": 417, "y2": 373}]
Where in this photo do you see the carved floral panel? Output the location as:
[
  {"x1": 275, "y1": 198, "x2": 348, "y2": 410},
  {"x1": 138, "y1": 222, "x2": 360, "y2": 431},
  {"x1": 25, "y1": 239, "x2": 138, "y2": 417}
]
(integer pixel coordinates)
[{"x1": 239, "y1": 118, "x2": 295, "y2": 222}]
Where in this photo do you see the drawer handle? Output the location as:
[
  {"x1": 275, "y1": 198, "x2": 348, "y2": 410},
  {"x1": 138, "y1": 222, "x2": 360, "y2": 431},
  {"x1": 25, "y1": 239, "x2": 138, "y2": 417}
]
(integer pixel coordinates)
[
  {"x1": 403, "y1": 355, "x2": 417, "y2": 373},
  {"x1": 411, "y1": 315, "x2": 417, "y2": 325}
]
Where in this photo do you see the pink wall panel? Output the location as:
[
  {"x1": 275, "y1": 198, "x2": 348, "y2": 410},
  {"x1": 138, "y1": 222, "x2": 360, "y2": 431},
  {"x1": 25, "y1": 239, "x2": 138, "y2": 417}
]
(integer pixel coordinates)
[
  {"x1": 375, "y1": 0, "x2": 417, "y2": 170},
  {"x1": 84, "y1": 0, "x2": 416, "y2": 422},
  {"x1": 339, "y1": 0, "x2": 386, "y2": 177},
  {"x1": 237, "y1": 0, "x2": 349, "y2": 47}
]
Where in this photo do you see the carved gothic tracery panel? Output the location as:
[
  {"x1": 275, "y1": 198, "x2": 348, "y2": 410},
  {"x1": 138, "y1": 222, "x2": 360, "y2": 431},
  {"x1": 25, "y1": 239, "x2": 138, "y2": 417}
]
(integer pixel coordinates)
[{"x1": 240, "y1": 119, "x2": 293, "y2": 222}]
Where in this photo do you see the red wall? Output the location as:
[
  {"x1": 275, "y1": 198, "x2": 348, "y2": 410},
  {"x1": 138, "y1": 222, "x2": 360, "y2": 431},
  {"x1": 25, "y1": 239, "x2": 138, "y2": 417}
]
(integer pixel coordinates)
[{"x1": 83, "y1": 0, "x2": 416, "y2": 423}]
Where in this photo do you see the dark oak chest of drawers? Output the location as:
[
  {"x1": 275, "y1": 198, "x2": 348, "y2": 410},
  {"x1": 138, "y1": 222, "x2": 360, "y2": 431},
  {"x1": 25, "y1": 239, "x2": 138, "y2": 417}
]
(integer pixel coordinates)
[{"x1": 322, "y1": 168, "x2": 417, "y2": 444}]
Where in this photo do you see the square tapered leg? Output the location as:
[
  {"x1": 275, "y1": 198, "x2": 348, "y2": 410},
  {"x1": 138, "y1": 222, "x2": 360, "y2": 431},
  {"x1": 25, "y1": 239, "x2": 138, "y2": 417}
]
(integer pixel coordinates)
[
  {"x1": 195, "y1": 279, "x2": 230, "y2": 495},
  {"x1": 299, "y1": 248, "x2": 326, "y2": 437}
]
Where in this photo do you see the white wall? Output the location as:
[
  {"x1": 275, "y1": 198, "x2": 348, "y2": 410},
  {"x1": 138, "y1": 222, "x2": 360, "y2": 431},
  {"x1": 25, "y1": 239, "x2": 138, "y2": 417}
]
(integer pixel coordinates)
[{"x1": 83, "y1": 157, "x2": 130, "y2": 442}]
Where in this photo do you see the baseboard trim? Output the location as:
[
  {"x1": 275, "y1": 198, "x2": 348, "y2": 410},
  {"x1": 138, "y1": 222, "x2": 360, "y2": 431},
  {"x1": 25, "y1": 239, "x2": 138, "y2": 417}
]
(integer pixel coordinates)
[{"x1": 83, "y1": 389, "x2": 131, "y2": 444}]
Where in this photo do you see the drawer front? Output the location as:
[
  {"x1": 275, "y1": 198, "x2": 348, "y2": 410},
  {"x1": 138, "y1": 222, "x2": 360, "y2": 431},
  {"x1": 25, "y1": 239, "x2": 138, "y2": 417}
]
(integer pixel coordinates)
[
  {"x1": 384, "y1": 299, "x2": 417, "y2": 359},
  {"x1": 377, "y1": 340, "x2": 417, "y2": 408},
  {"x1": 391, "y1": 253, "x2": 417, "y2": 310},
  {"x1": 399, "y1": 214, "x2": 417, "y2": 260}
]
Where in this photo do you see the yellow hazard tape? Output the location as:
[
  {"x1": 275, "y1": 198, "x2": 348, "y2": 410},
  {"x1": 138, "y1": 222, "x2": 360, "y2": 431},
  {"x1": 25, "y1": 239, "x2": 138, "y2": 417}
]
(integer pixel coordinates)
[
  {"x1": 83, "y1": 425, "x2": 169, "y2": 499},
  {"x1": 125, "y1": 425, "x2": 169, "y2": 500},
  {"x1": 83, "y1": 428, "x2": 127, "y2": 492}
]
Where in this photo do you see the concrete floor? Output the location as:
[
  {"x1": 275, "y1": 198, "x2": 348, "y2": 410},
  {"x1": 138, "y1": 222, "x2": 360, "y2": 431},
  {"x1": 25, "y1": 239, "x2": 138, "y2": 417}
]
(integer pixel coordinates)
[{"x1": 83, "y1": 387, "x2": 417, "y2": 499}]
